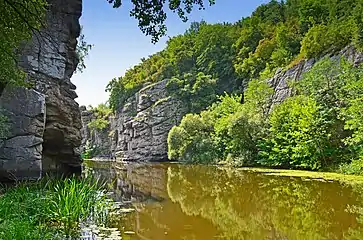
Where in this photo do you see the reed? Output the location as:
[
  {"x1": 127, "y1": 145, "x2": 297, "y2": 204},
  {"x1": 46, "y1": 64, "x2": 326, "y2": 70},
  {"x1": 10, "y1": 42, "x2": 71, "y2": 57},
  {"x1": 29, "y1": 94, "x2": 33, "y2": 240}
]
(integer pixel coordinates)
[{"x1": 0, "y1": 176, "x2": 112, "y2": 239}]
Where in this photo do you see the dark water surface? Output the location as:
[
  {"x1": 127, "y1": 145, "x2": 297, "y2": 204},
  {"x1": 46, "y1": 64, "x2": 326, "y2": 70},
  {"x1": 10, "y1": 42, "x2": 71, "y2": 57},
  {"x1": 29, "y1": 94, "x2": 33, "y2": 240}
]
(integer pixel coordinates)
[{"x1": 86, "y1": 161, "x2": 363, "y2": 240}]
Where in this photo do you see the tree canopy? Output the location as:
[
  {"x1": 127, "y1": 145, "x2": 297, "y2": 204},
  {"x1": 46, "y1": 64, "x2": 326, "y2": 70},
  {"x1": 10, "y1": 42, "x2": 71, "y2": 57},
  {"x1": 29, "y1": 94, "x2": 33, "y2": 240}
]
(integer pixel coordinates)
[
  {"x1": 107, "y1": 0, "x2": 363, "y2": 112},
  {"x1": 107, "y1": 0, "x2": 216, "y2": 43}
]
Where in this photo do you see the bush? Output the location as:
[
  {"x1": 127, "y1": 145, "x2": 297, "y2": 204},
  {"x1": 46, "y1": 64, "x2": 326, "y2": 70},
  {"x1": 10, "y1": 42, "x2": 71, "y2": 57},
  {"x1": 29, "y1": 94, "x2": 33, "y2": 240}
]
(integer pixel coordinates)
[
  {"x1": 258, "y1": 96, "x2": 331, "y2": 170},
  {"x1": 339, "y1": 159, "x2": 363, "y2": 175},
  {"x1": 168, "y1": 112, "x2": 218, "y2": 163},
  {"x1": 297, "y1": 57, "x2": 363, "y2": 162}
]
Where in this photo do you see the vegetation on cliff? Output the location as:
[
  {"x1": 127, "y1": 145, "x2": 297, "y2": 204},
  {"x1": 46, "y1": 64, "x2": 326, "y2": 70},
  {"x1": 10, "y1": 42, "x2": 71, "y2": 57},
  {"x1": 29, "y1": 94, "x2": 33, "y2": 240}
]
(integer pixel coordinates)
[
  {"x1": 102, "y1": 0, "x2": 363, "y2": 172},
  {"x1": 87, "y1": 103, "x2": 112, "y2": 131},
  {"x1": 106, "y1": 0, "x2": 363, "y2": 112},
  {"x1": 168, "y1": 58, "x2": 363, "y2": 172},
  {"x1": 0, "y1": 0, "x2": 47, "y2": 90}
]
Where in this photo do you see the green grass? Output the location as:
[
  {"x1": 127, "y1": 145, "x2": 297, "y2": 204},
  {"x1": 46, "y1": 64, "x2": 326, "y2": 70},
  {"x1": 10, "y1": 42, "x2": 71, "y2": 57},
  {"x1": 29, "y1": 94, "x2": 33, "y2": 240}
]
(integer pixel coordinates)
[{"x1": 0, "y1": 176, "x2": 113, "y2": 239}]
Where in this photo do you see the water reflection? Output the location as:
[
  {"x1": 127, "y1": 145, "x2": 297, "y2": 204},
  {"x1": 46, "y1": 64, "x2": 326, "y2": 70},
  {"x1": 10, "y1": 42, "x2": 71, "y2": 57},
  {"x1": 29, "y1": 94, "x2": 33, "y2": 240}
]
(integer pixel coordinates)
[{"x1": 86, "y1": 161, "x2": 363, "y2": 240}]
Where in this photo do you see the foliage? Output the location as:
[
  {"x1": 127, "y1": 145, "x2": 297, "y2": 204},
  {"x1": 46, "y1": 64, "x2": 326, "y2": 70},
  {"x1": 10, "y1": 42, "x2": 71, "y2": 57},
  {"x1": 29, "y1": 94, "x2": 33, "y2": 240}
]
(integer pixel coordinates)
[
  {"x1": 166, "y1": 72, "x2": 217, "y2": 112},
  {"x1": 107, "y1": 0, "x2": 363, "y2": 113},
  {"x1": 168, "y1": 112, "x2": 218, "y2": 163},
  {"x1": 106, "y1": 22, "x2": 239, "y2": 111},
  {"x1": 0, "y1": 0, "x2": 47, "y2": 90},
  {"x1": 256, "y1": 58, "x2": 363, "y2": 170},
  {"x1": 0, "y1": 177, "x2": 112, "y2": 239},
  {"x1": 296, "y1": 57, "x2": 363, "y2": 162},
  {"x1": 87, "y1": 103, "x2": 112, "y2": 131},
  {"x1": 258, "y1": 96, "x2": 331, "y2": 170},
  {"x1": 76, "y1": 28, "x2": 93, "y2": 73},
  {"x1": 168, "y1": 56, "x2": 363, "y2": 171},
  {"x1": 108, "y1": 0, "x2": 216, "y2": 43},
  {"x1": 45, "y1": 176, "x2": 110, "y2": 236},
  {"x1": 81, "y1": 140, "x2": 103, "y2": 160},
  {"x1": 168, "y1": 79, "x2": 274, "y2": 165},
  {"x1": 339, "y1": 159, "x2": 363, "y2": 175},
  {"x1": 300, "y1": 19, "x2": 359, "y2": 58}
]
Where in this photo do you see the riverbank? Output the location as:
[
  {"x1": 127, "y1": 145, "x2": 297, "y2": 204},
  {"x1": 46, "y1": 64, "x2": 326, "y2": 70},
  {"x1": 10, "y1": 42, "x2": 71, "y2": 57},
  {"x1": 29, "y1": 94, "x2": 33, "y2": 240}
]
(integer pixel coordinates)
[
  {"x1": 85, "y1": 159, "x2": 363, "y2": 186},
  {"x1": 232, "y1": 167, "x2": 363, "y2": 186},
  {"x1": 0, "y1": 176, "x2": 118, "y2": 240}
]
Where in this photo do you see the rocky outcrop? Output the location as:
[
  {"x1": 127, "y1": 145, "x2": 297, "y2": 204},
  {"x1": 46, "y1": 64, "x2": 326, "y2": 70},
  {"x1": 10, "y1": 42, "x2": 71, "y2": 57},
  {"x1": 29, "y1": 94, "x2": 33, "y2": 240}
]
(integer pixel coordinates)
[
  {"x1": 81, "y1": 80, "x2": 188, "y2": 162},
  {"x1": 0, "y1": 0, "x2": 82, "y2": 180},
  {"x1": 80, "y1": 106, "x2": 112, "y2": 158},
  {"x1": 111, "y1": 80, "x2": 188, "y2": 162},
  {"x1": 269, "y1": 46, "x2": 363, "y2": 105}
]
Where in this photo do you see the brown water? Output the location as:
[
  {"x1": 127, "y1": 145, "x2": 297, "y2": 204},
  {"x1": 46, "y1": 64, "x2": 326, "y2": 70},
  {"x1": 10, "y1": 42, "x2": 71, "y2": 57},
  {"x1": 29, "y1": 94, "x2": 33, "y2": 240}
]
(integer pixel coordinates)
[{"x1": 86, "y1": 161, "x2": 363, "y2": 240}]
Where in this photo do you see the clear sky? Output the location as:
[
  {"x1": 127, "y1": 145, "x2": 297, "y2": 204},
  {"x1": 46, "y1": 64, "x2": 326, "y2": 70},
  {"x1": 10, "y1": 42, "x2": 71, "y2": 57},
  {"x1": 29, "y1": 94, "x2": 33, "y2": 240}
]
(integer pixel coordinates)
[{"x1": 71, "y1": 0, "x2": 270, "y2": 107}]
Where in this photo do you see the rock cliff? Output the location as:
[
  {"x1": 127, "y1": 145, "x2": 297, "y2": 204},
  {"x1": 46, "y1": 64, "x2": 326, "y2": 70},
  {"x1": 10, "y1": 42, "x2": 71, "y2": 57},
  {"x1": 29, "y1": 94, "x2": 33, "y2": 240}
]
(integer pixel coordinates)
[
  {"x1": 0, "y1": 0, "x2": 82, "y2": 180},
  {"x1": 80, "y1": 106, "x2": 112, "y2": 158},
  {"x1": 269, "y1": 46, "x2": 363, "y2": 105},
  {"x1": 81, "y1": 79, "x2": 187, "y2": 162},
  {"x1": 81, "y1": 46, "x2": 363, "y2": 163}
]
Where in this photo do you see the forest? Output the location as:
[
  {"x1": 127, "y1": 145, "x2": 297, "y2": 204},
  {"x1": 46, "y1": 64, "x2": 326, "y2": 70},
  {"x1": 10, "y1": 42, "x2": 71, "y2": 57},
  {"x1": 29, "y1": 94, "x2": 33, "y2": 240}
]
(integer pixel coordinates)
[{"x1": 106, "y1": 0, "x2": 363, "y2": 173}]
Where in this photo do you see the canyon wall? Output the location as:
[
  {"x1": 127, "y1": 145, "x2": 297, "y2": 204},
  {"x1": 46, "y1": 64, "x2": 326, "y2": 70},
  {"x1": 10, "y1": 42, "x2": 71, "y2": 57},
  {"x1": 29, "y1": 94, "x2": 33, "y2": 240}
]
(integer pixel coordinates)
[
  {"x1": 269, "y1": 46, "x2": 363, "y2": 106},
  {"x1": 81, "y1": 46, "x2": 363, "y2": 163},
  {"x1": 81, "y1": 79, "x2": 187, "y2": 161},
  {"x1": 0, "y1": 0, "x2": 82, "y2": 180}
]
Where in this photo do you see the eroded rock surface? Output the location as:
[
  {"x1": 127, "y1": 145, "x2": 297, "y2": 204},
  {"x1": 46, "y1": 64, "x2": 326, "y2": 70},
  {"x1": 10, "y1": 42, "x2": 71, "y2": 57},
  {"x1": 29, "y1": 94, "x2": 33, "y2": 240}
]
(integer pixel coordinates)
[
  {"x1": 80, "y1": 107, "x2": 112, "y2": 159},
  {"x1": 269, "y1": 46, "x2": 363, "y2": 105},
  {"x1": 81, "y1": 80, "x2": 187, "y2": 162},
  {"x1": 0, "y1": 0, "x2": 82, "y2": 179},
  {"x1": 81, "y1": 46, "x2": 363, "y2": 163}
]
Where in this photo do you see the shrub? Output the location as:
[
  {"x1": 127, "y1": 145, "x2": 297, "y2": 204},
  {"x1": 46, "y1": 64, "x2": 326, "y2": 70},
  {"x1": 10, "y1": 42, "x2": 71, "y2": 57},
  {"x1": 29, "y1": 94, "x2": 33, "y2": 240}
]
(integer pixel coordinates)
[
  {"x1": 258, "y1": 96, "x2": 331, "y2": 170},
  {"x1": 168, "y1": 113, "x2": 218, "y2": 163},
  {"x1": 339, "y1": 159, "x2": 363, "y2": 175}
]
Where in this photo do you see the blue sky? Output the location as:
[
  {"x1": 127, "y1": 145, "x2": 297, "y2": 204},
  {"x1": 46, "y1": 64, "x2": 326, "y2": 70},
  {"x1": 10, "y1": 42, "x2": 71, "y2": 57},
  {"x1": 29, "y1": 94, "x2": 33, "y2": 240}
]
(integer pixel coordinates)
[{"x1": 72, "y1": 0, "x2": 270, "y2": 107}]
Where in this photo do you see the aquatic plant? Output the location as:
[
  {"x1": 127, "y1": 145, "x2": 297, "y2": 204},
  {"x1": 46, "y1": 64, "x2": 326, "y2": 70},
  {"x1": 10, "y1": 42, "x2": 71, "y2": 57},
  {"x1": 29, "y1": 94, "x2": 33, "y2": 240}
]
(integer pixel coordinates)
[{"x1": 0, "y1": 176, "x2": 113, "y2": 239}]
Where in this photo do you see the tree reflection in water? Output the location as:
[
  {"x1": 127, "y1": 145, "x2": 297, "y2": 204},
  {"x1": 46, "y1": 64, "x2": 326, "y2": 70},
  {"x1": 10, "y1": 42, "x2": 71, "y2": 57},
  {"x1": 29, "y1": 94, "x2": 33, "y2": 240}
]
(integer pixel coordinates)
[{"x1": 86, "y1": 161, "x2": 363, "y2": 240}]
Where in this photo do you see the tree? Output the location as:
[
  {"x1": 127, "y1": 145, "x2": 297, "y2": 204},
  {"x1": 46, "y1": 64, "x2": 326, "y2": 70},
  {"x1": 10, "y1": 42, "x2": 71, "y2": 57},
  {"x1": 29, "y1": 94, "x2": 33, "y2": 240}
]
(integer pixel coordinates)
[
  {"x1": 258, "y1": 95, "x2": 331, "y2": 170},
  {"x1": 107, "y1": 0, "x2": 216, "y2": 43},
  {"x1": 0, "y1": 0, "x2": 47, "y2": 90}
]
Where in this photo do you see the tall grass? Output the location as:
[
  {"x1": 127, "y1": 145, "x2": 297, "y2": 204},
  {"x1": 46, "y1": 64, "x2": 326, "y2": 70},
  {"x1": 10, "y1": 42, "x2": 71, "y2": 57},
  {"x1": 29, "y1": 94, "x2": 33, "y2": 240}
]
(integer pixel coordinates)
[{"x1": 0, "y1": 176, "x2": 113, "y2": 239}]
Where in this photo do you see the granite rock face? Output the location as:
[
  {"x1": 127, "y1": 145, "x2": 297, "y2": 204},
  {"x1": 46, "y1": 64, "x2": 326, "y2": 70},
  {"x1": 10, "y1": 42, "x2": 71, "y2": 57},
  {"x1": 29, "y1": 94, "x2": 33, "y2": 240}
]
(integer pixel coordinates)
[
  {"x1": 0, "y1": 0, "x2": 82, "y2": 179},
  {"x1": 81, "y1": 80, "x2": 188, "y2": 162}
]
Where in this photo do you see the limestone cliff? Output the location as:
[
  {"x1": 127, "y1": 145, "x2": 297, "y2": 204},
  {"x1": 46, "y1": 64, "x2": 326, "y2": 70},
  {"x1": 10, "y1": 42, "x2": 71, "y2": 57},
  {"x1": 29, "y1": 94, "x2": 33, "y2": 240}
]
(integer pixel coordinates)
[
  {"x1": 81, "y1": 79, "x2": 187, "y2": 161},
  {"x1": 80, "y1": 106, "x2": 112, "y2": 159},
  {"x1": 0, "y1": 0, "x2": 82, "y2": 179},
  {"x1": 269, "y1": 46, "x2": 363, "y2": 105},
  {"x1": 81, "y1": 46, "x2": 363, "y2": 163}
]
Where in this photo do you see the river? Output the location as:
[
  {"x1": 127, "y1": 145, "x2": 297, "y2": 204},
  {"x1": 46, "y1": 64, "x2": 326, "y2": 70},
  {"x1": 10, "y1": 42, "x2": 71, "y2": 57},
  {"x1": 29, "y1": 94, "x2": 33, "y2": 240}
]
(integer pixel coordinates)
[{"x1": 85, "y1": 161, "x2": 363, "y2": 240}]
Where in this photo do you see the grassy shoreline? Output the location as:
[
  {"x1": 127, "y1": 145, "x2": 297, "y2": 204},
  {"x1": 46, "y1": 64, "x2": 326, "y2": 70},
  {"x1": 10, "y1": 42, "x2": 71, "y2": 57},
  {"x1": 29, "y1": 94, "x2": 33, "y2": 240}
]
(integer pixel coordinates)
[
  {"x1": 84, "y1": 159, "x2": 363, "y2": 185},
  {"x1": 0, "y1": 176, "x2": 114, "y2": 240},
  {"x1": 225, "y1": 167, "x2": 363, "y2": 185}
]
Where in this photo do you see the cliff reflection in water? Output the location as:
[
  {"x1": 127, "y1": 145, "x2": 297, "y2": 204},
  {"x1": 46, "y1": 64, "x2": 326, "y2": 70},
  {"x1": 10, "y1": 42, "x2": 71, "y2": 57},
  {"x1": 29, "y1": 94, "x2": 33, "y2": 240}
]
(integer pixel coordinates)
[{"x1": 86, "y1": 161, "x2": 363, "y2": 240}]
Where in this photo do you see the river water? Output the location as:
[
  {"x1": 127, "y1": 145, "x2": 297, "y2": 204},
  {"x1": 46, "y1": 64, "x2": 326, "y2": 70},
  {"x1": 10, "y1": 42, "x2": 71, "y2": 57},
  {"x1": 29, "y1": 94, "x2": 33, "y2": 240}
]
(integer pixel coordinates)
[{"x1": 85, "y1": 161, "x2": 363, "y2": 240}]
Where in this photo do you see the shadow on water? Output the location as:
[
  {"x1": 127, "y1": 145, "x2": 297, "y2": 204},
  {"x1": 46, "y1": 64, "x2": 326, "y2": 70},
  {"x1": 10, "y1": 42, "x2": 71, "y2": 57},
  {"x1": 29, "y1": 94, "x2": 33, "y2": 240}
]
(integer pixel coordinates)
[{"x1": 85, "y1": 161, "x2": 363, "y2": 240}]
